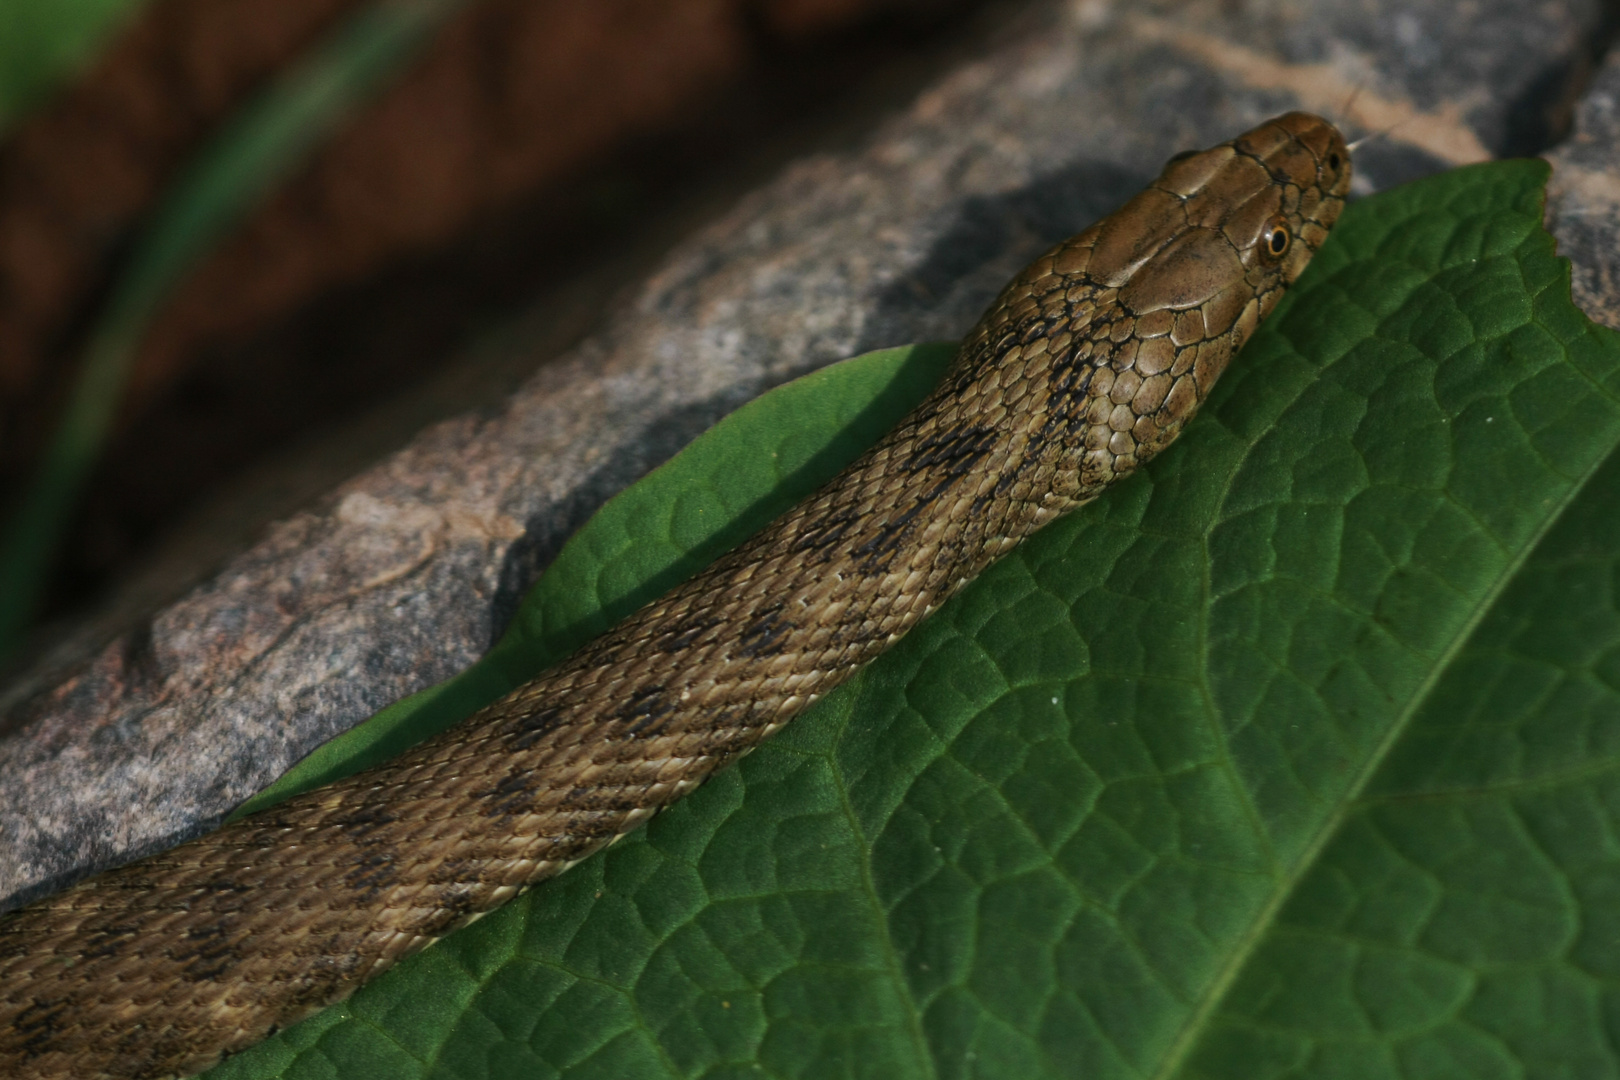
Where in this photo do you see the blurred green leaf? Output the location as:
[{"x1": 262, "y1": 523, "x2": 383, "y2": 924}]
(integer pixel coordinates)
[
  {"x1": 0, "y1": 0, "x2": 144, "y2": 133},
  {"x1": 208, "y1": 160, "x2": 1620, "y2": 1079},
  {"x1": 0, "y1": 0, "x2": 465, "y2": 658}
]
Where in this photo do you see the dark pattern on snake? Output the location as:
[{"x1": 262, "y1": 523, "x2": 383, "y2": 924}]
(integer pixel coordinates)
[{"x1": 0, "y1": 113, "x2": 1350, "y2": 1079}]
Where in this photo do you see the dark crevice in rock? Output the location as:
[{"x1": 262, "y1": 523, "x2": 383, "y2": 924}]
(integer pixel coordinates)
[
  {"x1": 1497, "y1": 5, "x2": 1620, "y2": 158},
  {"x1": 1346, "y1": 140, "x2": 1457, "y2": 195},
  {"x1": 861, "y1": 159, "x2": 1151, "y2": 353},
  {"x1": 489, "y1": 391, "x2": 765, "y2": 646}
]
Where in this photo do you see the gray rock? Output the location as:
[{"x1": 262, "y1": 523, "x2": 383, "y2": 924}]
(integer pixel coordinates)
[
  {"x1": 1548, "y1": 46, "x2": 1620, "y2": 332},
  {"x1": 2, "y1": 0, "x2": 1614, "y2": 910}
]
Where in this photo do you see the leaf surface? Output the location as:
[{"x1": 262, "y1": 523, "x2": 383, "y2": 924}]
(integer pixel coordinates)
[{"x1": 210, "y1": 160, "x2": 1620, "y2": 1079}]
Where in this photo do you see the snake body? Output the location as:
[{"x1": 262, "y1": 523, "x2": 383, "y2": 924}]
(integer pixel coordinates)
[{"x1": 0, "y1": 113, "x2": 1349, "y2": 1079}]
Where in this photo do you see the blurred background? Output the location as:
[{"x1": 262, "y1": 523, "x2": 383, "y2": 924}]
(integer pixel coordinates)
[{"x1": 0, "y1": 0, "x2": 1013, "y2": 674}]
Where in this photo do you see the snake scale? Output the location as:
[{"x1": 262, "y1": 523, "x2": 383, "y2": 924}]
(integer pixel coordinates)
[{"x1": 0, "y1": 112, "x2": 1349, "y2": 1079}]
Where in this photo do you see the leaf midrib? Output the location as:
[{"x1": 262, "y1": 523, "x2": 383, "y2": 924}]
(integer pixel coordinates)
[
  {"x1": 822, "y1": 695, "x2": 942, "y2": 1080},
  {"x1": 1147, "y1": 315, "x2": 1620, "y2": 1080}
]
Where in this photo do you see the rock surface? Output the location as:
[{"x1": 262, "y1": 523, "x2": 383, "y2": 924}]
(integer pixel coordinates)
[
  {"x1": 1548, "y1": 46, "x2": 1620, "y2": 331},
  {"x1": 2, "y1": 0, "x2": 1616, "y2": 910}
]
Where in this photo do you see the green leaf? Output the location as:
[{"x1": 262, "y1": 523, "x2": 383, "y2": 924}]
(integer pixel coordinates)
[
  {"x1": 208, "y1": 159, "x2": 1620, "y2": 1079},
  {"x1": 0, "y1": 0, "x2": 144, "y2": 134}
]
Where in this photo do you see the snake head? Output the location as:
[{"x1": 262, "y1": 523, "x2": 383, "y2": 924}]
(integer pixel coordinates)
[
  {"x1": 1216, "y1": 111, "x2": 1353, "y2": 289},
  {"x1": 1090, "y1": 110, "x2": 1351, "y2": 343},
  {"x1": 949, "y1": 112, "x2": 1350, "y2": 503},
  {"x1": 1060, "y1": 112, "x2": 1351, "y2": 471}
]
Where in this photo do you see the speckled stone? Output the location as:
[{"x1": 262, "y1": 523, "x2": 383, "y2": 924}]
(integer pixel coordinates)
[{"x1": 1547, "y1": 48, "x2": 1620, "y2": 332}]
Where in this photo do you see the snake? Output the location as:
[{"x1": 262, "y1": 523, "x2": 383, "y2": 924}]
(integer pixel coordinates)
[{"x1": 0, "y1": 112, "x2": 1349, "y2": 1080}]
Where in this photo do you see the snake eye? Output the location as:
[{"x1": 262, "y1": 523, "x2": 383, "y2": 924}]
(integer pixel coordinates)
[{"x1": 1262, "y1": 221, "x2": 1291, "y2": 259}]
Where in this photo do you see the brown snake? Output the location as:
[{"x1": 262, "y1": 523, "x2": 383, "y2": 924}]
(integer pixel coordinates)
[{"x1": 0, "y1": 113, "x2": 1349, "y2": 1079}]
